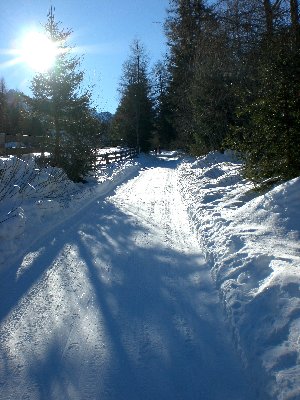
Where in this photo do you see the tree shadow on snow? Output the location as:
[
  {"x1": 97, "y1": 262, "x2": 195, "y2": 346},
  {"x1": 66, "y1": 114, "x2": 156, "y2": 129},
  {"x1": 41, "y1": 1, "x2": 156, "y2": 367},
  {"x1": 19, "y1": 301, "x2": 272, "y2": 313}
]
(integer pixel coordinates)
[
  {"x1": 70, "y1": 200, "x2": 255, "y2": 400},
  {"x1": 0, "y1": 160, "x2": 255, "y2": 400}
]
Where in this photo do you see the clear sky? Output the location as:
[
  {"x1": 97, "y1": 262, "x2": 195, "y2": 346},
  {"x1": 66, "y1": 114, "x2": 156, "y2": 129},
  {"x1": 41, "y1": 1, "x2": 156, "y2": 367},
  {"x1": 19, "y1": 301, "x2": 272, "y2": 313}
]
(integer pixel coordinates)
[{"x1": 0, "y1": 0, "x2": 170, "y2": 113}]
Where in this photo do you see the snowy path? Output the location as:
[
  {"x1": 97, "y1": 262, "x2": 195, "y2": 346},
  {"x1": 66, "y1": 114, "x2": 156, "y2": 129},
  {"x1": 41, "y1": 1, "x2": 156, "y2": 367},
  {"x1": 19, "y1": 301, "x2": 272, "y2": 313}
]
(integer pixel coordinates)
[{"x1": 0, "y1": 157, "x2": 255, "y2": 400}]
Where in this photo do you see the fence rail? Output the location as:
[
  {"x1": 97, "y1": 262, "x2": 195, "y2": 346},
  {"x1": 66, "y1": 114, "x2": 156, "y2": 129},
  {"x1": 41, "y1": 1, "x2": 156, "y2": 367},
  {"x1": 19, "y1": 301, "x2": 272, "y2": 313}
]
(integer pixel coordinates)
[
  {"x1": 96, "y1": 148, "x2": 138, "y2": 165},
  {"x1": 0, "y1": 133, "x2": 138, "y2": 164}
]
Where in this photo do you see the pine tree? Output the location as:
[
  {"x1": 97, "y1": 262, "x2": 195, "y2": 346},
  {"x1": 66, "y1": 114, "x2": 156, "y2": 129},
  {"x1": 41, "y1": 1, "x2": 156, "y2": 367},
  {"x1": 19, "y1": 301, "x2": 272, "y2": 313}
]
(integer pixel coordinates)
[
  {"x1": 188, "y1": 10, "x2": 238, "y2": 154},
  {"x1": 30, "y1": 7, "x2": 100, "y2": 181},
  {"x1": 226, "y1": 0, "x2": 300, "y2": 183},
  {"x1": 151, "y1": 60, "x2": 175, "y2": 148},
  {"x1": 6, "y1": 90, "x2": 27, "y2": 135},
  {"x1": 164, "y1": 0, "x2": 209, "y2": 148},
  {"x1": 0, "y1": 79, "x2": 8, "y2": 133},
  {"x1": 111, "y1": 40, "x2": 154, "y2": 152}
]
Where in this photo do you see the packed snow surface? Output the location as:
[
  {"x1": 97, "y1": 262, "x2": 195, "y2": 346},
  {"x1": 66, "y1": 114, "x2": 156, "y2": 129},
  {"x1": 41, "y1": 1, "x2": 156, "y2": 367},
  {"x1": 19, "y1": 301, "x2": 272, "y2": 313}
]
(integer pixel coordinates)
[{"x1": 0, "y1": 151, "x2": 299, "y2": 399}]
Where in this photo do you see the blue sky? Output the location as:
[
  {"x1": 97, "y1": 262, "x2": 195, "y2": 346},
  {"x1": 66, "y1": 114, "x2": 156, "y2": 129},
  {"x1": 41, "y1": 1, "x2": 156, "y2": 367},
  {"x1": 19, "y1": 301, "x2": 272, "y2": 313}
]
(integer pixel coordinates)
[{"x1": 0, "y1": 0, "x2": 169, "y2": 113}]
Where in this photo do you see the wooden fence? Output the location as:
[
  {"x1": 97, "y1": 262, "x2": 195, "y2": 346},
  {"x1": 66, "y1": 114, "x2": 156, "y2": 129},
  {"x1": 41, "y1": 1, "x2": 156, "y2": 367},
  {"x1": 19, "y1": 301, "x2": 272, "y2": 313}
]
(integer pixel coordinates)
[
  {"x1": 0, "y1": 133, "x2": 138, "y2": 164},
  {"x1": 96, "y1": 148, "x2": 138, "y2": 165}
]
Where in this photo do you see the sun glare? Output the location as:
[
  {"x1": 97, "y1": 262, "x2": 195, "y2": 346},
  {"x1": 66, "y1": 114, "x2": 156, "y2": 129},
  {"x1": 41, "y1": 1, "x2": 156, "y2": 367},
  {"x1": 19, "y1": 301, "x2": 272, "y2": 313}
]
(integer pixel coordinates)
[{"x1": 20, "y1": 31, "x2": 58, "y2": 72}]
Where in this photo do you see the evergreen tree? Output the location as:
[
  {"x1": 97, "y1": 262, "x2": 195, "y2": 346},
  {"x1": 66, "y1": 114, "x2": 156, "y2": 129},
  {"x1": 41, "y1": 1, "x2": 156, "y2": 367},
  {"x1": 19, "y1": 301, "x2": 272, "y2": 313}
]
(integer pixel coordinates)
[
  {"x1": 162, "y1": 0, "x2": 300, "y2": 183},
  {"x1": 30, "y1": 7, "x2": 100, "y2": 181},
  {"x1": 111, "y1": 40, "x2": 154, "y2": 152},
  {"x1": 226, "y1": 0, "x2": 300, "y2": 183},
  {"x1": 151, "y1": 60, "x2": 175, "y2": 148},
  {"x1": 164, "y1": 0, "x2": 209, "y2": 148},
  {"x1": 229, "y1": 35, "x2": 300, "y2": 183},
  {"x1": 6, "y1": 90, "x2": 28, "y2": 135},
  {"x1": 188, "y1": 11, "x2": 237, "y2": 154},
  {"x1": 0, "y1": 79, "x2": 8, "y2": 133}
]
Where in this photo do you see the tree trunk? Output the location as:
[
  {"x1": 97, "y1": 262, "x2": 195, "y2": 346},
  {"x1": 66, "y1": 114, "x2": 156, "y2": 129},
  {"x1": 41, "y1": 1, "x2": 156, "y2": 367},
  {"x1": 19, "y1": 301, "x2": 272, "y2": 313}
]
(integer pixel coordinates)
[
  {"x1": 263, "y1": 0, "x2": 274, "y2": 37},
  {"x1": 290, "y1": 0, "x2": 300, "y2": 46},
  {"x1": 54, "y1": 113, "x2": 61, "y2": 165}
]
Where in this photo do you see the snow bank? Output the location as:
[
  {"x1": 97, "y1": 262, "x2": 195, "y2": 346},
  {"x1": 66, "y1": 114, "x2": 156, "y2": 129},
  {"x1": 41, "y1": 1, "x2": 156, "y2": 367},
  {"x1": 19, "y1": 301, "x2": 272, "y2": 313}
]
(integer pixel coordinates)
[
  {"x1": 0, "y1": 154, "x2": 140, "y2": 270},
  {"x1": 1, "y1": 150, "x2": 299, "y2": 399},
  {"x1": 178, "y1": 152, "x2": 300, "y2": 400}
]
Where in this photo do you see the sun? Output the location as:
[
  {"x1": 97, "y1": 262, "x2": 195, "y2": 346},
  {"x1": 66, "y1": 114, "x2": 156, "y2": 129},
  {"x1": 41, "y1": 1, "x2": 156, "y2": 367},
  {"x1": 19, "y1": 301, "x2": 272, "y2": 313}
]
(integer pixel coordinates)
[{"x1": 20, "y1": 31, "x2": 58, "y2": 72}]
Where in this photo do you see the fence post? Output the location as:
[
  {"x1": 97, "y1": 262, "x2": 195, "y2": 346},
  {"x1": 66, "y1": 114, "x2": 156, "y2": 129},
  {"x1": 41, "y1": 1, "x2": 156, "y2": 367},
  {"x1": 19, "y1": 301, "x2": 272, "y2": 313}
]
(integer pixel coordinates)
[
  {"x1": 17, "y1": 132, "x2": 22, "y2": 157},
  {"x1": 0, "y1": 133, "x2": 5, "y2": 155}
]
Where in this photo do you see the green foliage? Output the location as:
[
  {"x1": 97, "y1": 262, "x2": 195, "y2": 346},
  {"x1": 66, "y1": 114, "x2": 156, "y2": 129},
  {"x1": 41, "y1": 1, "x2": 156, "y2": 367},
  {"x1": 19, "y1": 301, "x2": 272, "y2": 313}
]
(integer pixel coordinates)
[
  {"x1": 160, "y1": 0, "x2": 300, "y2": 183},
  {"x1": 58, "y1": 110, "x2": 100, "y2": 182},
  {"x1": 229, "y1": 36, "x2": 300, "y2": 182},
  {"x1": 151, "y1": 60, "x2": 176, "y2": 149},
  {"x1": 112, "y1": 40, "x2": 154, "y2": 152},
  {"x1": 0, "y1": 79, "x2": 8, "y2": 133},
  {"x1": 164, "y1": 0, "x2": 209, "y2": 147},
  {"x1": 30, "y1": 8, "x2": 99, "y2": 181},
  {"x1": 189, "y1": 19, "x2": 236, "y2": 155},
  {"x1": 164, "y1": 0, "x2": 238, "y2": 154},
  {"x1": 0, "y1": 85, "x2": 38, "y2": 136}
]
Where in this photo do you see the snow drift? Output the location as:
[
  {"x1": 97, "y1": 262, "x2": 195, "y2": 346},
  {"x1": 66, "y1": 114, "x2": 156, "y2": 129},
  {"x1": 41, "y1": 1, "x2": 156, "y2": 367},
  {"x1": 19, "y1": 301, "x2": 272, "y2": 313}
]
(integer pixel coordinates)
[
  {"x1": 0, "y1": 151, "x2": 299, "y2": 399},
  {"x1": 0, "y1": 154, "x2": 140, "y2": 270},
  {"x1": 178, "y1": 152, "x2": 300, "y2": 400}
]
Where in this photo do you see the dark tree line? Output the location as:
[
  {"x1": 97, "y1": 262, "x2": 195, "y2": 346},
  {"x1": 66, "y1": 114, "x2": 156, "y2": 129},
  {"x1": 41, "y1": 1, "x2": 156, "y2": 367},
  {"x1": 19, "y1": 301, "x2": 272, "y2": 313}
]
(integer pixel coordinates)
[
  {"x1": 1, "y1": 2, "x2": 299, "y2": 184},
  {"x1": 163, "y1": 0, "x2": 300, "y2": 183},
  {"x1": 112, "y1": 0, "x2": 299, "y2": 183},
  {"x1": 0, "y1": 81, "x2": 43, "y2": 137}
]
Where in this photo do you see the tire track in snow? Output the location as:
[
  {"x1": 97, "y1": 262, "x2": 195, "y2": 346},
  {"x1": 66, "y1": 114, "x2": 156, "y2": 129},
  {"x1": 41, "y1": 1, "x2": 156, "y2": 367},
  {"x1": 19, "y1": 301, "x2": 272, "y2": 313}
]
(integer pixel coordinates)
[
  {"x1": 0, "y1": 157, "x2": 256, "y2": 399},
  {"x1": 107, "y1": 162, "x2": 256, "y2": 400}
]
